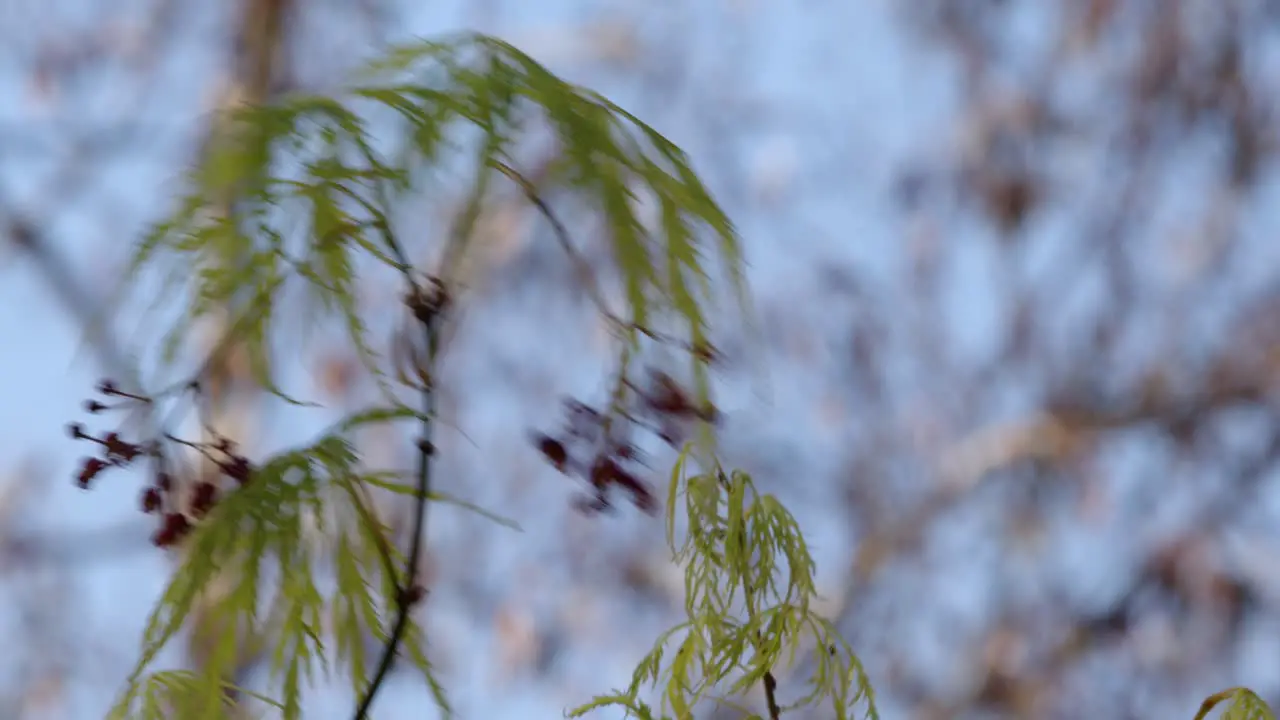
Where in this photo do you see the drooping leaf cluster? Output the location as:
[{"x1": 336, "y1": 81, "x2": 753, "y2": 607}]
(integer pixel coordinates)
[
  {"x1": 110, "y1": 30, "x2": 755, "y2": 720},
  {"x1": 568, "y1": 446, "x2": 878, "y2": 720},
  {"x1": 124, "y1": 32, "x2": 745, "y2": 407},
  {"x1": 109, "y1": 409, "x2": 470, "y2": 719}
]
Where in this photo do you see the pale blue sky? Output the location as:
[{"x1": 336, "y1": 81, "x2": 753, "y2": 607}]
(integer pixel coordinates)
[{"x1": 3, "y1": 1, "x2": 1278, "y2": 719}]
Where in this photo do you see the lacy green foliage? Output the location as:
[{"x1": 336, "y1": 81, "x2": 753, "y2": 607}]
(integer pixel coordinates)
[
  {"x1": 109, "y1": 414, "x2": 459, "y2": 719},
  {"x1": 111, "y1": 30, "x2": 758, "y2": 720},
  {"x1": 125, "y1": 32, "x2": 744, "y2": 407},
  {"x1": 568, "y1": 448, "x2": 878, "y2": 720},
  {"x1": 132, "y1": 670, "x2": 284, "y2": 720},
  {"x1": 1196, "y1": 688, "x2": 1277, "y2": 720}
]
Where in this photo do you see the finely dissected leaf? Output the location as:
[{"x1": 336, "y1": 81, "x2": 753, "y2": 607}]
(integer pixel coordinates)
[
  {"x1": 400, "y1": 616, "x2": 454, "y2": 718},
  {"x1": 357, "y1": 472, "x2": 520, "y2": 530},
  {"x1": 118, "y1": 28, "x2": 763, "y2": 720},
  {"x1": 572, "y1": 460, "x2": 878, "y2": 720},
  {"x1": 334, "y1": 404, "x2": 427, "y2": 433},
  {"x1": 118, "y1": 444, "x2": 348, "y2": 714},
  {"x1": 333, "y1": 534, "x2": 371, "y2": 697}
]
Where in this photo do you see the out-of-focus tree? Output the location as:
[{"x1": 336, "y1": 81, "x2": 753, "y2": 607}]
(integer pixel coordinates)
[
  {"x1": 7, "y1": 0, "x2": 1280, "y2": 718},
  {"x1": 764, "y1": 1, "x2": 1280, "y2": 717}
]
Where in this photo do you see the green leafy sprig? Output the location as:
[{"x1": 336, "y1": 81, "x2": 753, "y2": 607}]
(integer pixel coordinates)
[{"x1": 567, "y1": 448, "x2": 879, "y2": 720}]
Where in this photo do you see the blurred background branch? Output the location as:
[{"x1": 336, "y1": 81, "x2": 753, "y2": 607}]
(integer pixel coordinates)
[{"x1": 4, "y1": 0, "x2": 1280, "y2": 718}]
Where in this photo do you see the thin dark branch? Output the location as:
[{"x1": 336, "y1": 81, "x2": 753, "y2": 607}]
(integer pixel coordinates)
[
  {"x1": 352, "y1": 310, "x2": 438, "y2": 718},
  {"x1": 491, "y1": 160, "x2": 626, "y2": 330},
  {"x1": 762, "y1": 672, "x2": 782, "y2": 720},
  {"x1": 352, "y1": 233, "x2": 442, "y2": 718}
]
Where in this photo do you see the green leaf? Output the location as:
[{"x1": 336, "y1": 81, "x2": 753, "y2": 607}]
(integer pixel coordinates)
[{"x1": 357, "y1": 473, "x2": 521, "y2": 530}]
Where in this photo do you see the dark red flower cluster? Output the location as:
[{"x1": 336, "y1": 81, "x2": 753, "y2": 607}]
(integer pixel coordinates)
[
  {"x1": 531, "y1": 368, "x2": 720, "y2": 517},
  {"x1": 68, "y1": 379, "x2": 254, "y2": 547}
]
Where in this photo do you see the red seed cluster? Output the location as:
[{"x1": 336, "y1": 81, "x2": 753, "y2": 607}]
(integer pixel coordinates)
[
  {"x1": 68, "y1": 379, "x2": 255, "y2": 547},
  {"x1": 531, "y1": 368, "x2": 720, "y2": 517}
]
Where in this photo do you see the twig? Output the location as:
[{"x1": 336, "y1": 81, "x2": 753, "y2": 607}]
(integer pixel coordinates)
[
  {"x1": 490, "y1": 160, "x2": 627, "y2": 331},
  {"x1": 352, "y1": 334, "x2": 435, "y2": 718},
  {"x1": 492, "y1": 159, "x2": 721, "y2": 365},
  {"x1": 352, "y1": 221, "x2": 443, "y2": 719}
]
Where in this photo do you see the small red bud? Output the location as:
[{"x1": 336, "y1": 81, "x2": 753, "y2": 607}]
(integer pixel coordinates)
[
  {"x1": 189, "y1": 482, "x2": 218, "y2": 518},
  {"x1": 400, "y1": 584, "x2": 427, "y2": 606},
  {"x1": 534, "y1": 434, "x2": 568, "y2": 472},
  {"x1": 219, "y1": 456, "x2": 252, "y2": 484},
  {"x1": 76, "y1": 457, "x2": 108, "y2": 489},
  {"x1": 102, "y1": 433, "x2": 142, "y2": 465},
  {"x1": 152, "y1": 513, "x2": 191, "y2": 547},
  {"x1": 141, "y1": 487, "x2": 162, "y2": 513}
]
